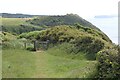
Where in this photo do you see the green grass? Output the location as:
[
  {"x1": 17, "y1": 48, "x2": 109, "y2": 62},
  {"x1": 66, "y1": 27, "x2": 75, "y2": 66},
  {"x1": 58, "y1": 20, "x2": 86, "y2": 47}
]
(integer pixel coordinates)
[
  {"x1": 47, "y1": 43, "x2": 97, "y2": 60},
  {"x1": 2, "y1": 49, "x2": 36, "y2": 78},
  {"x1": 1, "y1": 18, "x2": 40, "y2": 28},
  {"x1": 34, "y1": 52, "x2": 97, "y2": 78},
  {"x1": 2, "y1": 18, "x2": 27, "y2": 27},
  {"x1": 1, "y1": 18, "x2": 42, "y2": 34},
  {"x1": 2, "y1": 49, "x2": 97, "y2": 78}
]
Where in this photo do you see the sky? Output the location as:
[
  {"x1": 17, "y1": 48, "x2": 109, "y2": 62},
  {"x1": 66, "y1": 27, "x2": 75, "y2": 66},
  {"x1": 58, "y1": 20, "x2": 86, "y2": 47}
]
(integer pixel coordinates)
[
  {"x1": 0, "y1": 0, "x2": 119, "y2": 18},
  {"x1": 0, "y1": 0, "x2": 119, "y2": 43}
]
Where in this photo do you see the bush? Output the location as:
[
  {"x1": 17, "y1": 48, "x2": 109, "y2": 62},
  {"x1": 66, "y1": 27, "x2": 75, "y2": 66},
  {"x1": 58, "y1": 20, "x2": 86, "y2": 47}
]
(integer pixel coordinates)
[
  {"x1": 2, "y1": 40, "x2": 24, "y2": 49},
  {"x1": 97, "y1": 47, "x2": 120, "y2": 78},
  {"x1": 73, "y1": 36, "x2": 105, "y2": 55},
  {"x1": 19, "y1": 25, "x2": 111, "y2": 44},
  {"x1": 26, "y1": 46, "x2": 35, "y2": 51}
]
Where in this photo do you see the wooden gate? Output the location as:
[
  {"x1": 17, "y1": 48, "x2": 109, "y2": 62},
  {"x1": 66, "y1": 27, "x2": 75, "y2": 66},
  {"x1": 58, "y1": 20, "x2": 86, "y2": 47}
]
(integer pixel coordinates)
[{"x1": 33, "y1": 40, "x2": 49, "y2": 51}]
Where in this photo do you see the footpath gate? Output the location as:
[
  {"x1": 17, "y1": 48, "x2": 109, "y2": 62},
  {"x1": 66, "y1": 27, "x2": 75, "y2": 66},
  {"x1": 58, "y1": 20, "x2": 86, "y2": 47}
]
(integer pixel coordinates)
[
  {"x1": 24, "y1": 40, "x2": 50, "y2": 51},
  {"x1": 33, "y1": 40, "x2": 50, "y2": 51}
]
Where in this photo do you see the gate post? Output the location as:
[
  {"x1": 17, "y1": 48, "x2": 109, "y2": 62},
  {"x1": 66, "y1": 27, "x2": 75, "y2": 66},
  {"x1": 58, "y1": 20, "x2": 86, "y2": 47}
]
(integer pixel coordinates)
[
  {"x1": 34, "y1": 40, "x2": 37, "y2": 51},
  {"x1": 24, "y1": 42, "x2": 27, "y2": 49},
  {"x1": 46, "y1": 40, "x2": 49, "y2": 50}
]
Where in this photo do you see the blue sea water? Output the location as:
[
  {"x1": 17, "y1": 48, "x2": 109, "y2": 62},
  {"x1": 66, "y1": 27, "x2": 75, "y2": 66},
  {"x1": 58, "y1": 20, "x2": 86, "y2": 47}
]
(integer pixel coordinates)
[{"x1": 87, "y1": 17, "x2": 118, "y2": 44}]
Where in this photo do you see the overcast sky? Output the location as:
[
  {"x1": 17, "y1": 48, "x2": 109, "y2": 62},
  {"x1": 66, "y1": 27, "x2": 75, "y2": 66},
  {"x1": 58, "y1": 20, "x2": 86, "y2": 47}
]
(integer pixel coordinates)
[{"x1": 0, "y1": 0, "x2": 119, "y2": 18}]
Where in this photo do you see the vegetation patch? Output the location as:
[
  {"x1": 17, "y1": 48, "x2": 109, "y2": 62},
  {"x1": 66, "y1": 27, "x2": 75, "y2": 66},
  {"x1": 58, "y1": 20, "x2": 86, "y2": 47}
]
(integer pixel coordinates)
[
  {"x1": 19, "y1": 26, "x2": 112, "y2": 60},
  {"x1": 96, "y1": 45, "x2": 120, "y2": 78},
  {"x1": 1, "y1": 18, "x2": 42, "y2": 34},
  {"x1": 2, "y1": 49, "x2": 36, "y2": 78}
]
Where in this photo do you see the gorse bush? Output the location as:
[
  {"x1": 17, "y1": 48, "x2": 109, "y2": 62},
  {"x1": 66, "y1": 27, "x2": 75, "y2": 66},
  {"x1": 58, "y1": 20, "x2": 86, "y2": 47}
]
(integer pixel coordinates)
[
  {"x1": 74, "y1": 23, "x2": 112, "y2": 43},
  {"x1": 71, "y1": 36, "x2": 105, "y2": 60},
  {"x1": 0, "y1": 32, "x2": 25, "y2": 49},
  {"x1": 0, "y1": 32, "x2": 16, "y2": 42},
  {"x1": 19, "y1": 25, "x2": 111, "y2": 43},
  {"x1": 97, "y1": 46, "x2": 120, "y2": 78},
  {"x1": 73, "y1": 36, "x2": 105, "y2": 53},
  {"x1": 2, "y1": 40, "x2": 24, "y2": 49},
  {"x1": 18, "y1": 31, "x2": 40, "y2": 40},
  {"x1": 46, "y1": 43, "x2": 88, "y2": 60},
  {"x1": 19, "y1": 26, "x2": 79, "y2": 43}
]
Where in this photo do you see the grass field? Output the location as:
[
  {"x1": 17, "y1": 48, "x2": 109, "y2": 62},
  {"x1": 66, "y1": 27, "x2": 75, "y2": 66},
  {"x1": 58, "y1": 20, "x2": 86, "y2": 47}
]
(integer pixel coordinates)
[
  {"x1": 1, "y1": 18, "x2": 40, "y2": 28},
  {"x1": 2, "y1": 18, "x2": 27, "y2": 27},
  {"x1": 1, "y1": 18, "x2": 46, "y2": 34},
  {"x1": 2, "y1": 49, "x2": 97, "y2": 78}
]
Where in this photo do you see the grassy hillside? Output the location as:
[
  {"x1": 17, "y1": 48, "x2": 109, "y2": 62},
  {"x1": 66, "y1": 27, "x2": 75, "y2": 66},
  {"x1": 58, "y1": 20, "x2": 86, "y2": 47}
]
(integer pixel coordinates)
[
  {"x1": 28, "y1": 14, "x2": 100, "y2": 30},
  {"x1": 1, "y1": 18, "x2": 42, "y2": 34},
  {"x1": 1, "y1": 13, "x2": 103, "y2": 34},
  {"x1": 0, "y1": 13, "x2": 107, "y2": 31},
  {"x1": 1, "y1": 31, "x2": 98, "y2": 78},
  {"x1": 18, "y1": 25, "x2": 113, "y2": 60}
]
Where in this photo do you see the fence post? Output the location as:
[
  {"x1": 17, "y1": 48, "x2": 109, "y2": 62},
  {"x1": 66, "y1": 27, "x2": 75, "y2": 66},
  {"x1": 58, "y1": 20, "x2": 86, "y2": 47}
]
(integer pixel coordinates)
[
  {"x1": 46, "y1": 40, "x2": 49, "y2": 50},
  {"x1": 34, "y1": 40, "x2": 37, "y2": 51},
  {"x1": 24, "y1": 42, "x2": 27, "y2": 49}
]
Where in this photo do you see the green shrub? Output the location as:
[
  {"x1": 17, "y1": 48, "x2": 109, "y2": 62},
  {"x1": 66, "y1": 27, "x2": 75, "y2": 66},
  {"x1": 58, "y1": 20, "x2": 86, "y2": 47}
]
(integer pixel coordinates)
[
  {"x1": 46, "y1": 43, "x2": 88, "y2": 60},
  {"x1": 73, "y1": 36, "x2": 105, "y2": 55},
  {"x1": 18, "y1": 25, "x2": 111, "y2": 44},
  {"x1": 0, "y1": 32, "x2": 16, "y2": 42},
  {"x1": 18, "y1": 31, "x2": 40, "y2": 40},
  {"x1": 97, "y1": 47, "x2": 120, "y2": 78},
  {"x1": 26, "y1": 46, "x2": 35, "y2": 51},
  {"x1": 2, "y1": 39, "x2": 24, "y2": 49}
]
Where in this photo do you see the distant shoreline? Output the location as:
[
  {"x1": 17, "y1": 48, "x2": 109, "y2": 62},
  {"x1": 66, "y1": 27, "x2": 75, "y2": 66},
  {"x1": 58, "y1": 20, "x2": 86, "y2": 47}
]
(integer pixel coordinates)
[{"x1": 94, "y1": 15, "x2": 117, "y2": 18}]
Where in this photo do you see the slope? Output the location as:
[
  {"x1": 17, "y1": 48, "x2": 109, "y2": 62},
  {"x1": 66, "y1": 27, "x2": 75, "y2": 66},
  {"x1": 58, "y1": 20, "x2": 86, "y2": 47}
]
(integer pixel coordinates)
[
  {"x1": 1, "y1": 18, "x2": 43, "y2": 34},
  {"x1": 19, "y1": 25, "x2": 112, "y2": 60},
  {"x1": 28, "y1": 14, "x2": 100, "y2": 30}
]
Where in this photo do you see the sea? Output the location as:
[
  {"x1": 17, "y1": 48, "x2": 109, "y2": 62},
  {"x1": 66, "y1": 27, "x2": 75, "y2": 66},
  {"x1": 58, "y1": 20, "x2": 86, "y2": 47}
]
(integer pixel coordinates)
[{"x1": 87, "y1": 17, "x2": 118, "y2": 44}]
